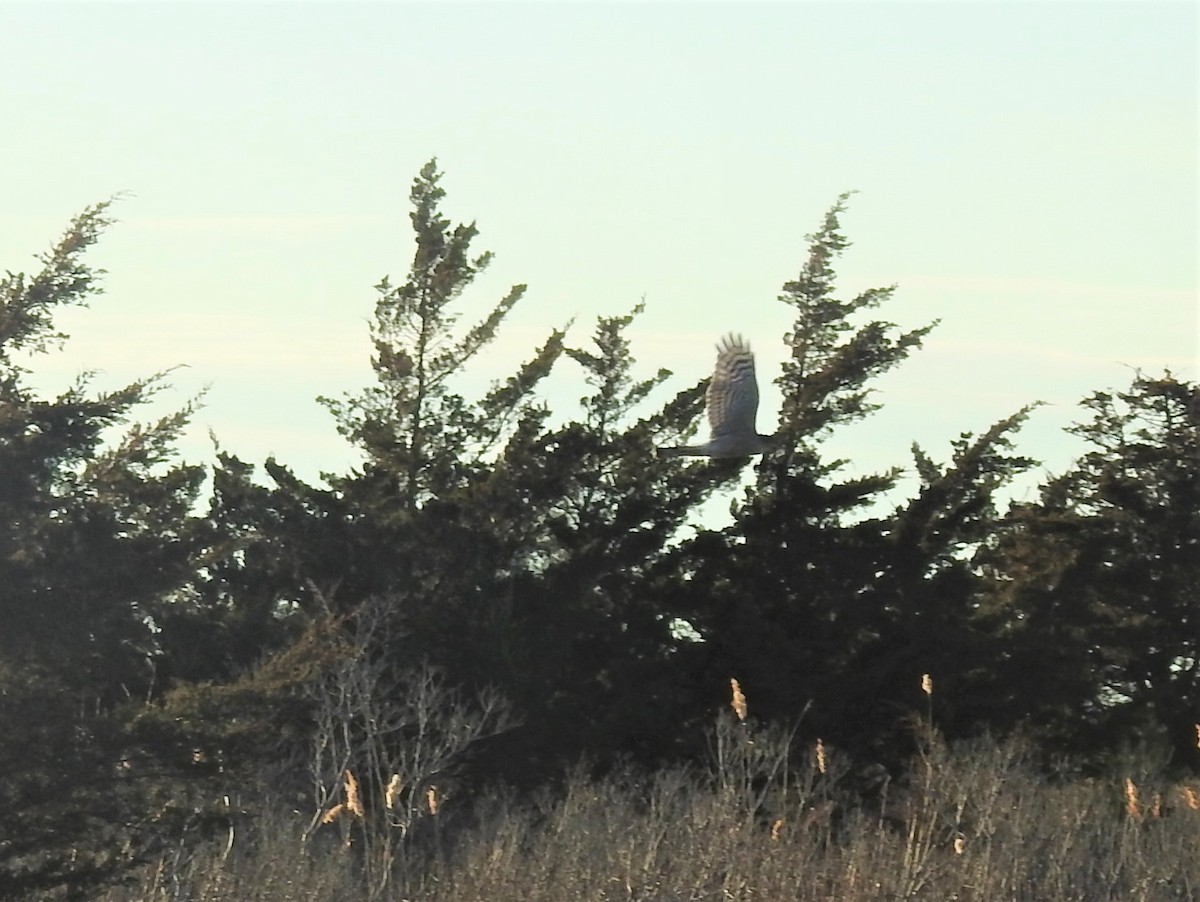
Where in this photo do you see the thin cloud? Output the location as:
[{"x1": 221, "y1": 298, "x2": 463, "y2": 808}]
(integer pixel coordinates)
[
  {"x1": 899, "y1": 274, "x2": 1194, "y2": 305},
  {"x1": 124, "y1": 213, "x2": 384, "y2": 235},
  {"x1": 921, "y1": 336, "x2": 1196, "y2": 374}
]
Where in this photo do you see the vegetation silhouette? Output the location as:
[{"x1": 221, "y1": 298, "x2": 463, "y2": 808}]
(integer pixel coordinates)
[{"x1": 1, "y1": 163, "x2": 1195, "y2": 898}]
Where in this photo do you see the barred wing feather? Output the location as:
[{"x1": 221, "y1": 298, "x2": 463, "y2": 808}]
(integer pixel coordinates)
[
  {"x1": 706, "y1": 334, "x2": 760, "y2": 439},
  {"x1": 656, "y1": 332, "x2": 771, "y2": 459}
]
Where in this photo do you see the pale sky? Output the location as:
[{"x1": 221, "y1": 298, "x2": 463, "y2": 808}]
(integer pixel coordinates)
[{"x1": 1, "y1": 1, "x2": 1196, "y2": 506}]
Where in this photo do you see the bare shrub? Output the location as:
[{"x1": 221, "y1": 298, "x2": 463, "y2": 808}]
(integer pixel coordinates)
[{"x1": 296, "y1": 595, "x2": 515, "y2": 897}]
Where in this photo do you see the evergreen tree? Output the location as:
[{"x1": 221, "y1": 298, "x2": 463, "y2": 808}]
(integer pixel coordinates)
[
  {"x1": 979, "y1": 373, "x2": 1200, "y2": 766},
  {"x1": 0, "y1": 203, "x2": 209, "y2": 896},
  {"x1": 661, "y1": 195, "x2": 1037, "y2": 763},
  {"x1": 194, "y1": 161, "x2": 743, "y2": 784},
  {"x1": 467, "y1": 306, "x2": 740, "y2": 772}
]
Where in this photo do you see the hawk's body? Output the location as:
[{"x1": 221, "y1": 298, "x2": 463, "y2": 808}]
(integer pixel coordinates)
[{"x1": 659, "y1": 334, "x2": 773, "y2": 458}]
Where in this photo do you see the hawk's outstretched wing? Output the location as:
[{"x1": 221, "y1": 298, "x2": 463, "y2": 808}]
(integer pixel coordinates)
[
  {"x1": 656, "y1": 332, "x2": 771, "y2": 459},
  {"x1": 706, "y1": 334, "x2": 760, "y2": 440}
]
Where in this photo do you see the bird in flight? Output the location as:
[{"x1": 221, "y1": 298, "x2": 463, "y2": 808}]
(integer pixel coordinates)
[{"x1": 658, "y1": 333, "x2": 774, "y2": 458}]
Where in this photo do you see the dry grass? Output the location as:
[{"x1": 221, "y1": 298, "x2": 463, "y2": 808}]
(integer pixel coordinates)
[
  {"x1": 94, "y1": 717, "x2": 1200, "y2": 902},
  {"x1": 81, "y1": 668, "x2": 1200, "y2": 902}
]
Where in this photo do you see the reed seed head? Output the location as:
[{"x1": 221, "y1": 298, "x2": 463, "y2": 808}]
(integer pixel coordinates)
[
  {"x1": 344, "y1": 770, "x2": 364, "y2": 818},
  {"x1": 1124, "y1": 777, "x2": 1140, "y2": 820},
  {"x1": 1179, "y1": 784, "x2": 1200, "y2": 811},
  {"x1": 385, "y1": 773, "x2": 403, "y2": 811},
  {"x1": 730, "y1": 677, "x2": 748, "y2": 722},
  {"x1": 322, "y1": 803, "x2": 345, "y2": 825},
  {"x1": 921, "y1": 673, "x2": 933, "y2": 696},
  {"x1": 815, "y1": 738, "x2": 827, "y2": 775}
]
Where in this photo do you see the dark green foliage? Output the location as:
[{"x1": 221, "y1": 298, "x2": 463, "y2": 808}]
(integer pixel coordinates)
[
  {"x1": 979, "y1": 373, "x2": 1200, "y2": 765},
  {"x1": 323, "y1": 158, "x2": 543, "y2": 507},
  {"x1": 4, "y1": 167, "x2": 1194, "y2": 899},
  {"x1": 660, "y1": 197, "x2": 1037, "y2": 763},
  {"x1": 193, "y1": 161, "x2": 745, "y2": 785},
  {"x1": 0, "y1": 203, "x2": 210, "y2": 897},
  {"x1": 774, "y1": 193, "x2": 934, "y2": 450}
]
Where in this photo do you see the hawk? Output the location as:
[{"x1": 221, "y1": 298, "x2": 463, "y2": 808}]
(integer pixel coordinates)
[{"x1": 658, "y1": 333, "x2": 774, "y2": 458}]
